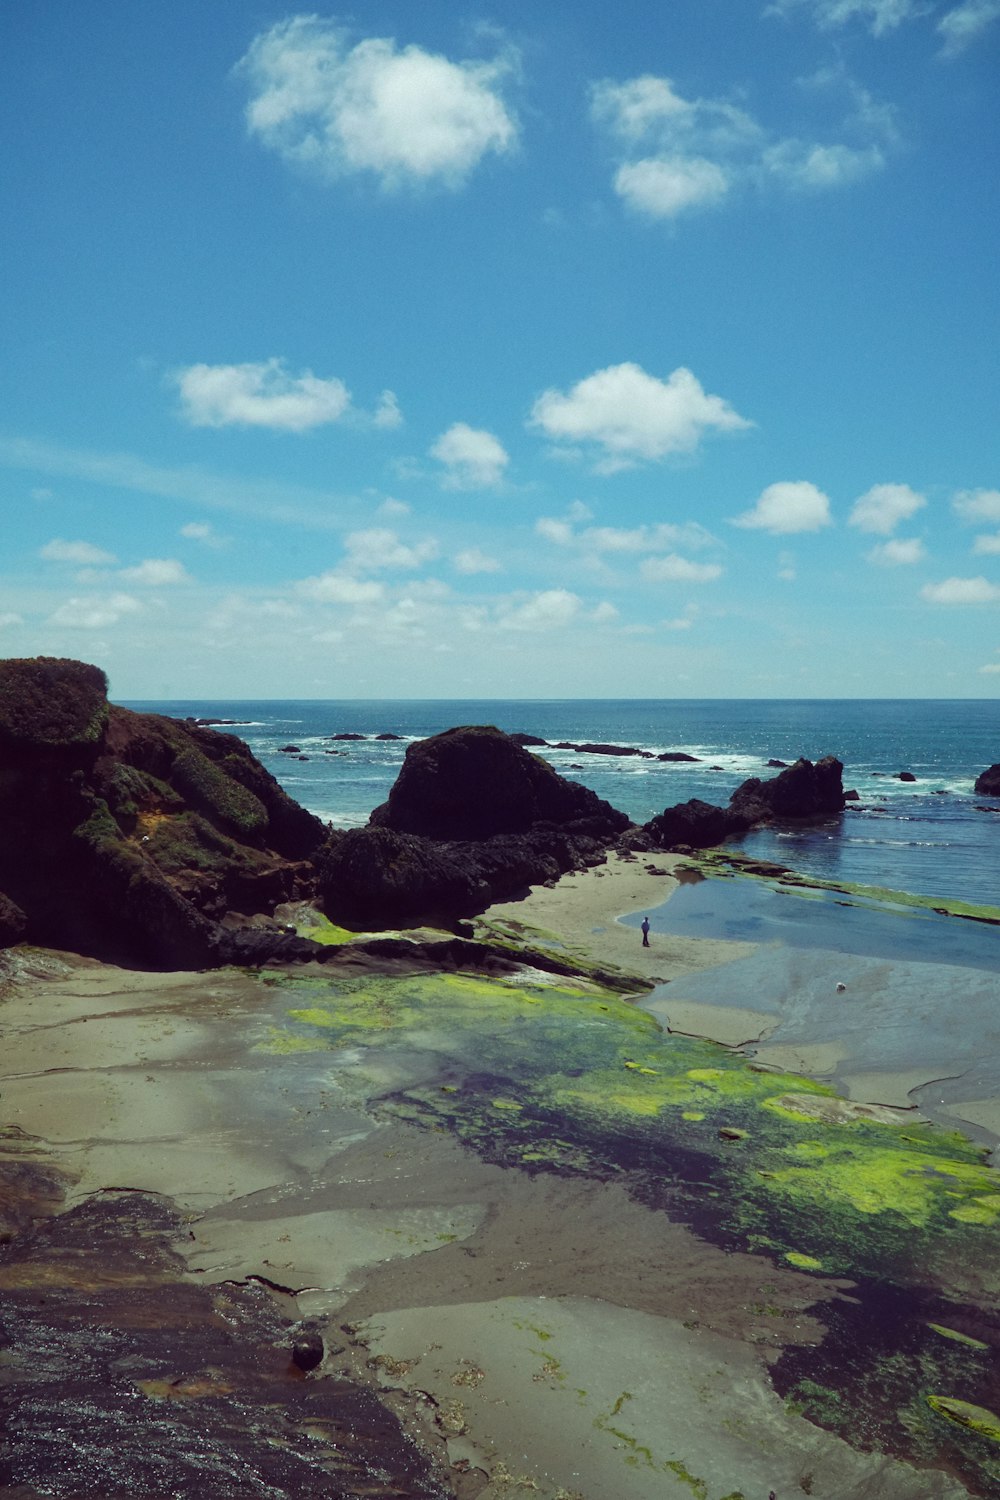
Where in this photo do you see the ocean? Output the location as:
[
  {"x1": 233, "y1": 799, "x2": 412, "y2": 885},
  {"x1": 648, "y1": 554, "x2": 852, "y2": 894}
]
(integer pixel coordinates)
[{"x1": 119, "y1": 698, "x2": 1000, "y2": 910}]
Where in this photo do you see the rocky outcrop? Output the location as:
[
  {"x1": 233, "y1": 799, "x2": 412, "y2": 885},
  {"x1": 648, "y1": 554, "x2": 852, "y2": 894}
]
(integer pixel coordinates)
[
  {"x1": 974, "y1": 764, "x2": 1000, "y2": 796},
  {"x1": 319, "y1": 726, "x2": 631, "y2": 927},
  {"x1": 370, "y1": 725, "x2": 629, "y2": 842},
  {"x1": 0, "y1": 657, "x2": 328, "y2": 967},
  {"x1": 642, "y1": 756, "x2": 846, "y2": 852},
  {"x1": 727, "y1": 756, "x2": 846, "y2": 825}
]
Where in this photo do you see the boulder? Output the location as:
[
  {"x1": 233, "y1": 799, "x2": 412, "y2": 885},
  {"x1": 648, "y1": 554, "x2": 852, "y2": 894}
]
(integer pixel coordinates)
[
  {"x1": 370, "y1": 725, "x2": 629, "y2": 842},
  {"x1": 509, "y1": 732, "x2": 548, "y2": 746},
  {"x1": 974, "y1": 764, "x2": 1000, "y2": 796},
  {"x1": 896, "y1": 770, "x2": 916, "y2": 782},
  {"x1": 642, "y1": 757, "x2": 845, "y2": 852},
  {"x1": 728, "y1": 756, "x2": 845, "y2": 824},
  {"x1": 0, "y1": 657, "x2": 328, "y2": 967},
  {"x1": 642, "y1": 799, "x2": 734, "y2": 851},
  {"x1": 657, "y1": 751, "x2": 700, "y2": 762}
]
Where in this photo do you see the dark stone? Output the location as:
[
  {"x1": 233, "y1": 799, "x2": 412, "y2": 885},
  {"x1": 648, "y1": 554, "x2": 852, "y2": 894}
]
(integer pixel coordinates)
[
  {"x1": 374, "y1": 732, "x2": 402, "y2": 740},
  {"x1": 370, "y1": 725, "x2": 628, "y2": 842},
  {"x1": 278, "y1": 745, "x2": 300, "y2": 754},
  {"x1": 657, "y1": 751, "x2": 701, "y2": 762},
  {"x1": 845, "y1": 789, "x2": 860, "y2": 801},
  {"x1": 974, "y1": 764, "x2": 1000, "y2": 796},
  {"x1": 328, "y1": 733, "x2": 367, "y2": 741},
  {"x1": 0, "y1": 891, "x2": 27, "y2": 945},
  {"x1": 297, "y1": 755, "x2": 309, "y2": 761},
  {"x1": 291, "y1": 1333, "x2": 324, "y2": 1372},
  {"x1": 508, "y1": 732, "x2": 548, "y2": 746},
  {"x1": 896, "y1": 771, "x2": 917, "y2": 782},
  {"x1": 642, "y1": 799, "x2": 734, "y2": 851},
  {"x1": 766, "y1": 758, "x2": 789, "y2": 768},
  {"x1": 187, "y1": 717, "x2": 249, "y2": 727}
]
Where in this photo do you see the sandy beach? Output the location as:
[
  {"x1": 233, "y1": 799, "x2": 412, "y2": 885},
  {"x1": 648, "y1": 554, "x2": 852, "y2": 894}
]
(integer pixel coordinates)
[{"x1": 2, "y1": 859, "x2": 998, "y2": 1497}]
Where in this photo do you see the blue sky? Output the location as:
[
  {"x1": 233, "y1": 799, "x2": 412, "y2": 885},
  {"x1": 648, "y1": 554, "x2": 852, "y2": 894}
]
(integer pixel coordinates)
[{"x1": 1, "y1": 0, "x2": 998, "y2": 698}]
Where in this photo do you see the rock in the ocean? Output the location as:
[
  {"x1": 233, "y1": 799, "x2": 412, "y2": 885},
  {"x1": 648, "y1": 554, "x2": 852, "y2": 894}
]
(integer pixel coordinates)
[
  {"x1": 974, "y1": 763, "x2": 1000, "y2": 796},
  {"x1": 370, "y1": 725, "x2": 628, "y2": 842},
  {"x1": 641, "y1": 757, "x2": 845, "y2": 852}
]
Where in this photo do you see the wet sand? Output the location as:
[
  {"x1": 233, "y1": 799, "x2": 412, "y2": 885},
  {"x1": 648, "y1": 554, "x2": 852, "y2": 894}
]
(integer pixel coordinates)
[{"x1": 1, "y1": 860, "x2": 996, "y2": 1497}]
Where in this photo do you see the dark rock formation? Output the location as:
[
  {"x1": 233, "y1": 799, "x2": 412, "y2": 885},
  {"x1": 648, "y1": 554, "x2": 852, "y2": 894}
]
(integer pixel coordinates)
[
  {"x1": 642, "y1": 799, "x2": 734, "y2": 851},
  {"x1": 328, "y1": 733, "x2": 366, "y2": 741},
  {"x1": 374, "y1": 732, "x2": 402, "y2": 741},
  {"x1": 896, "y1": 771, "x2": 916, "y2": 782},
  {"x1": 316, "y1": 726, "x2": 630, "y2": 927},
  {"x1": 641, "y1": 757, "x2": 845, "y2": 852},
  {"x1": 767, "y1": 758, "x2": 789, "y2": 768},
  {"x1": 278, "y1": 744, "x2": 300, "y2": 753},
  {"x1": 974, "y1": 764, "x2": 1000, "y2": 796},
  {"x1": 509, "y1": 732, "x2": 548, "y2": 746},
  {"x1": 728, "y1": 756, "x2": 846, "y2": 825},
  {"x1": 657, "y1": 751, "x2": 701, "y2": 762},
  {"x1": 370, "y1": 725, "x2": 628, "y2": 842},
  {"x1": 0, "y1": 657, "x2": 328, "y2": 968},
  {"x1": 551, "y1": 741, "x2": 654, "y2": 758}
]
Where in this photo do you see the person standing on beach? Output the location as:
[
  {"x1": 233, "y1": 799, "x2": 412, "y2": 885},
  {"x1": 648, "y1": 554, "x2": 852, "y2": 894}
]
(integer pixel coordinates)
[{"x1": 641, "y1": 917, "x2": 650, "y2": 947}]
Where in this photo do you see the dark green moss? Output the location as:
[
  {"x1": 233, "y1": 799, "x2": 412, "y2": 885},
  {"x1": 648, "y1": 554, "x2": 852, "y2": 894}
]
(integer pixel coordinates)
[
  {"x1": 171, "y1": 748, "x2": 268, "y2": 838},
  {"x1": 0, "y1": 658, "x2": 108, "y2": 748}
]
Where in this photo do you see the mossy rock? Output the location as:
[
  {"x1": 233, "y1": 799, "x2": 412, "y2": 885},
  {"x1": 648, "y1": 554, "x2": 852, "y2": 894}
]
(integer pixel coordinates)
[
  {"x1": 0, "y1": 658, "x2": 108, "y2": 749},
  {"x1": 171, "y1": 747, "x2": 268, "y2": 839}
]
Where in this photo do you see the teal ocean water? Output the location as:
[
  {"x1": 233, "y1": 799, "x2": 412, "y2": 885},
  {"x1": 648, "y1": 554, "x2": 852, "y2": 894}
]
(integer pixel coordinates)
[{"x1": 120, "y1": 699, "x2": 1000, "y2": 910}]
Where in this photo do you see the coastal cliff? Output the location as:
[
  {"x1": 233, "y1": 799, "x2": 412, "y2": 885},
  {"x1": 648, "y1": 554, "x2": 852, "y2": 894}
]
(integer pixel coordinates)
[{"x1": 0, "y1": 657, "x2": 327, "y2": 967}]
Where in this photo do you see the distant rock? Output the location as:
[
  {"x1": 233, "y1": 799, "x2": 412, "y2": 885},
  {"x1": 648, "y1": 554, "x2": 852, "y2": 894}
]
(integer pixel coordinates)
[
  {"x1": 374, "y1": 732, "x2": 402, "y2": 741},
  {"x1": 766, "y1": 758, "x2": 789, "y2": 768},
  {"x1": 896, "y1": 771, "x2": 917, "y2": 782},
  {"x1": 186, "y1": 717, "x2": 250, "y2": 727},
  {"x1": 728, "y1": 756, "x2": 846, "y2": 825},
  {"x1": 278, "y1": 745, "x2": 300, "y2": 753},
  {"x1": 641, "y1": 757, "x2": 845, "y2": 852},
  {"x1": 845, "y1": 789, "x2": 860, "y2": 801},
  {"x1": 657, "y1": 751, "x2": 701, "y2": 762},
  {"x1": 551, "y1": 740, "x2": 654, "y2": 758},
  {"x1": 0, "y1": 657, "x2": 327, "y2": 968},
  {"x1": 509, "y1": 732, "x2": 548, "y2": 746},
  {"x1": 328, "y1": 732, "x2": 366, "y2": 741},
  {"x1": 974, "y1": 764, "x2": 1000, "y2": 796}
]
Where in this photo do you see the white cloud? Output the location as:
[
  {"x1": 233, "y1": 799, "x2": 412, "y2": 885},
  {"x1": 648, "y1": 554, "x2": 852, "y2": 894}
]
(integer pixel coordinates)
[
  {"x1": 40, "y1": 538, "x2": 117, "y2": 566},
  {"x1": 973, "y1": 532, "x2": 1000, "y2": 555},
  {"x1": 953, "y1": 488, "x2": 1000, "y2": 523},
  {"x1": 119, "y1": 558, "x2": 191, "y2": 586},
  {"x1": 591, "y1": 601, "x2": 619, "y2": 622},
  {"x1": 378, "y1": 497, "x2": 411, "y2": 517},
  {"x1": 0, "y1": 611, "x2": 23, "y2": 627},
  {"x1": 938, "y1": 0, "x2": 1000, "y2": 54},
  {"x1": 530, "y1": 362, "x2": 751, "y2": 472},
  {"x1": 766, "y1": 0, "x2": 922, "y2": 35},
  {"x1": 849, "y1": 483, "x2": 926, "y2": 534},
  {"x1": 535, "y1": 517, "x2": 575, "y2": 546},
  {"x1": 176, "y1": 359, "x2": 352, "y2": 431},
  {"x1": 663, "y1": 614, "x2": 695, "y2": 630},
  {"x1": 762, "y1": 140, "x2": 884, "y2": 188},
  {"x1": 453, "y1": 547, "x2": 501, "y2": 574},
  {"x1": 866, "y1": 537, "x2": 926, "y2": 565},
  {"x1": 499, "y1": 589, "x2": 582, "y2": 631},
  {"x1": 639, "y1": 554, "x2": 723, "y2": 584},
  {"x1": 921, "y1": 575, "x2": 1000, "y2": 604},
  {"x1": 732, "y1": 481, "x2": 832, "y2": 533},
  {"x1": 238, "y1": 17, "x2": 517, "y2": 190},
  {"x1": 298, "y1": 572, "x2": 386, "y2": 605},
  {"x1": 373, "y1": 390, "x2": 403, "y2": 429},
  {"x1": 180, "y1": 521, "x2": 226, "y2": 548},
  {"x1": 979, "y1": 662, "x2": 1000, "y2": 674},
  {"x1": 536, "y1": 516, "x2": 717, "y2": 555},
  {"x1": 613, "y1": 156, "x2": 729, "y2": 218},
  {"x1": 343, "y1": 527, "x2": 438, "y2": 570},
  {"x1": 430, "y1": 423, "x2": 509, "y2": 489},
  {"x1": 592, "y1": 69, "x2": 891, "y2": 221},
  {"x1": 49, "y1": 593, "x2": 142, "y2": 628}
]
